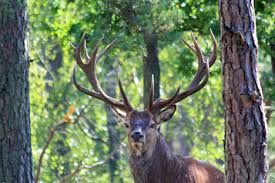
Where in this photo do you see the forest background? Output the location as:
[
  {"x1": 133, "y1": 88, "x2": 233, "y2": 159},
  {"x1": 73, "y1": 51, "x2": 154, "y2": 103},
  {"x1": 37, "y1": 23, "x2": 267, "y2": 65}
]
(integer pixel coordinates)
[{"x1": 28, "y1": 0, "x2": 274, "y2": 182}]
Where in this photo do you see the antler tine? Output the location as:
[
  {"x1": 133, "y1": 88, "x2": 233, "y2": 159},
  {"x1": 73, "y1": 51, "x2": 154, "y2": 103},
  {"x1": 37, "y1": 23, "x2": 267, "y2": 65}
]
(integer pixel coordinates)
[
  {"x1": 72, "y1": 34, "x2": 132, "y2": 112},
  {"x1": 91, "y1": 70, "x2": 132, "y2": 112},
  {"x1": 83, "y1": 38, "x2": 91, "y2": 61},
  {"x1": 191, "y1": 33, "x2": 205, "y2": 67},
  {"x1": 170, "y1": 33, "x2": 210, "y2": 104},
  {"x1": 90, "y1": 37, "x2": 104, "y2": 66},
  {"x1": 187, "y1": 30, "x2": 217, "y2": 89},
  {"x1": 182, "y1": 38, "x2": 196, "y2": 54},
  {"x1": 186, "y1": 33, "x2": 206, "y2": 89},
  {"x1": 172, "y1": 32, "x2": 212, "y2": 103},
  {"x1": 96, "y1": 39, "x2": 118, "y2": 64},
  {"x1": 89, "y1": 38, "x2": 119, "y2": 93},
  {"x1": 208, "y1": 29, "x2": 217, "y2": 67},
  {"x1": 72, "y1": 33, "x2": 86, "y2": 68},
  {"x1": 182, "y1": 29, "x2": 217, "y2": 68},
  {"x1": 94, "y1": 81, "x2": 131, "y2": 111},
  {"x1": 152, "y1": 86, "x2": 181, "y2": 111},
  {"x1": 72, "y1": 65, "x2": 103, "y2": 100},
  {"x1": 181, "y1": 29, "x2": 217, "y2": 89},
  {"x1": 151, "y1": 30, "x2": 216, "y2": 111},
  {"x1": 118, "y1": 77, "x2": 133, "y2": 111},
  {"x1": 147, "y1": 75, "x2": 154, "y2": 111},
  {"x1": 73, "y1": 35, "x2": 102, "y2": 93},
  {"x1": 174, "y1": 60, "x2": 209, "y2": 102}
]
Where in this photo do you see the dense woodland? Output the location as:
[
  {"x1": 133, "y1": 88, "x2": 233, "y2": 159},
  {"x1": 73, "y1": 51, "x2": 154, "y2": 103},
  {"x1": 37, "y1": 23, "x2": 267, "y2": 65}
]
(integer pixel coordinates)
[{"x1": 0, "y1": 0, "x2": 274, "y2": 182}]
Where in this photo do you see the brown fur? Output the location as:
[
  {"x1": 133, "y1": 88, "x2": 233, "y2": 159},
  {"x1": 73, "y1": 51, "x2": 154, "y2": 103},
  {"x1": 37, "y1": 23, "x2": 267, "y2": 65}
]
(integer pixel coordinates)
[
  {"x1": 123, "y1": 110, "x2": 224, "y2": 183},
  {"x1": 129, "y1": 133, "x2": 224, "y2": 183}
]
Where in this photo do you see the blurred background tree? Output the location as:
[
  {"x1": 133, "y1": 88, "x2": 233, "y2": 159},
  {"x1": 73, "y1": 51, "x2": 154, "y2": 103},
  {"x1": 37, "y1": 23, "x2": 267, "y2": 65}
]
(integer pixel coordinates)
[{"x1": 27, "y1": 0, "x2": 274, "y2": 182}]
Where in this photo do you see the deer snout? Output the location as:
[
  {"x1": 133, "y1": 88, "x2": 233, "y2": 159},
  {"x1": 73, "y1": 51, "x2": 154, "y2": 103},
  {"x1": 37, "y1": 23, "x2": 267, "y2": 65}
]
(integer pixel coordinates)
[{"x1": 131, "y1": 129, "x2": 144, "y2": 141}]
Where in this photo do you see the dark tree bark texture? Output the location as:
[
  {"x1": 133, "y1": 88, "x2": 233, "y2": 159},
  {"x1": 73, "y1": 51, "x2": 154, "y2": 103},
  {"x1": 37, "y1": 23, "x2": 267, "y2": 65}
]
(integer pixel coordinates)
[
  {"x1": 143, "y1": 30, "x2": 160, "y2": 108},
  {"x1": 0, "y1": 0, "x2": 33, "y2": 182},
  {"x1": 219, "y1": 0, "x2": 268, "y2": 182}
]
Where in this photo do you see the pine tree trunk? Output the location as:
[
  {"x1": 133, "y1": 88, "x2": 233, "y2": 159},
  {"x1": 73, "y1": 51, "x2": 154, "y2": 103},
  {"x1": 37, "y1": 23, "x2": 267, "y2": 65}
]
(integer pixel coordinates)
[
  {"x1": 143, "y1": 30, "x2": 160, "y2": 108},
  {"x1": 219, "y1": 0, "x2": 268, "y2": 182},
  {"x1": 0, "y1": 0, "x2": 33, "y2": 182},
  {"x1": 104, "y1": 60, "x2": 122, "y2": 183}
]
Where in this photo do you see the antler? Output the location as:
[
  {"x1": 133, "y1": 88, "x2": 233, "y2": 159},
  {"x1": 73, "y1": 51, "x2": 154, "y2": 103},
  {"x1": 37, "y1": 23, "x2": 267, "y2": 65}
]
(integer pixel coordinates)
[
  {"x1": 148, "y1": 29, "x2": 217, "y2": 112},
  {"x1": 72, "y1": 34, "x2": 133, "y2": 112}
]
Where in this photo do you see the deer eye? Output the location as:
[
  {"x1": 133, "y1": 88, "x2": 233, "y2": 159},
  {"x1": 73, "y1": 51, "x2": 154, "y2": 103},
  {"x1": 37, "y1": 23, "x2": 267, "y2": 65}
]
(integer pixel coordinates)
[
  {"x1": 150, "y1": 123, "x2": 156, "y2": 128},
  {"x1": 124, "y1": 123, "x2": 130, "y2": 128}
]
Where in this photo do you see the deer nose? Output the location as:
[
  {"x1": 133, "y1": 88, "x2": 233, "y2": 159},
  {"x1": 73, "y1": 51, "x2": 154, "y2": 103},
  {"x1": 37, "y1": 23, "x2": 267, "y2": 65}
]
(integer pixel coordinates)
[{"x1": 131, "y1": 130, "x2": 144, "y2": 141}]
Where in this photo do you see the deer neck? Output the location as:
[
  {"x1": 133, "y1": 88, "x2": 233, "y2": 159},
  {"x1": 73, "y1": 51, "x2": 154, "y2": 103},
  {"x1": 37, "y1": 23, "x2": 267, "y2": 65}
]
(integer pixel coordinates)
[{"x1": 128, "y1": 134, "x2": 185, "y2": 183}]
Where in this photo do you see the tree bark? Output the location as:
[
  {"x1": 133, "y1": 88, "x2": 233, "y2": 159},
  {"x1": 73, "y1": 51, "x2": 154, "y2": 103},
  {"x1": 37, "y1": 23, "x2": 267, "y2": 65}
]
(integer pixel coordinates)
[
  {"x1": 0, "y1": 0, "x2": 33, "y2": 182},
  {"x1": 219, "y1": 0, "x2": 268, "y2": 182},
  {"x1": 104, "y1": 60, "x2": 122, "y2": 183},
  {"x1": 143, "y1": 30, "x2": 160, "y2": 108}
]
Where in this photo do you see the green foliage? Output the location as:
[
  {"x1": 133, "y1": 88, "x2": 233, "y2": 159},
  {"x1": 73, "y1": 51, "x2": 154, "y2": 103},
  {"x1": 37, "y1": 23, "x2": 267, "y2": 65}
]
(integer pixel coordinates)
[
  {"x1": 28, "y1": 0, "x2": 274, "y2": 182},
  {"x1": 255, "y1": 1, "x2": 274, "y2": 54}
]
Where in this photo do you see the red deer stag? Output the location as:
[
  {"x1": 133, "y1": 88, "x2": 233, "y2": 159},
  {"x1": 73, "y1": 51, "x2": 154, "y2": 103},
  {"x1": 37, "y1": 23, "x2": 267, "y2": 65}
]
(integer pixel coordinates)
[{"x1": 72, "y1": 31, "x2": 224, "y2": 183}]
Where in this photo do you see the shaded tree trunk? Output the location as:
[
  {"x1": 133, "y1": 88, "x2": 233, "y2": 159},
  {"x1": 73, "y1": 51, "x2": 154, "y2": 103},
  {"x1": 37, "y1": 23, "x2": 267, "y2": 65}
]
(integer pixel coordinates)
[
  {"x1": 143, "y1": 30, "x2": 160, "y2": 108},
  {"x1": 39, "y1": 43, "x2": 70, "y2": 179},
  {"x1": 47, "y1": 48, "x2": 71, "y2": 179},
  {"x1": 177, "y1": 105, "x2": 192, "y2": 156},
  {"x1": 0, "y1": 0, "x2": 33, "y2": 182},
  {"x1": 219, "y1": 0, "x2": 268, "y2": 182},
  {"x1": 265, "y1": 43, "x2": 275, "y2": 123},
  {"x1": 54, "y1": 131, "x2": 71, "y2": 178},
  {"x1": 104, "y1": 59, "x2": 122, "y2": 183},
  {"x1": 272, "y1": 43, "x2": 275, "y2": 73}
]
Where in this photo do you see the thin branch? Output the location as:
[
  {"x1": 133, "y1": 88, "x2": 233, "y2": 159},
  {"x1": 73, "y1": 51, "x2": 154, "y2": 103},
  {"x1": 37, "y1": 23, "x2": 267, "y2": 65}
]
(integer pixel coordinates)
[
  {"x1": 35, "y1": 104, "x2": 88, "y2": 183},
  {"x1": 58, "y1": 136, "x2": 126, "y2": 183},
  {"x1": 76, "y1": 119, "x2": 108, "y2": 145},
  {"x1": 35, "y1": 121, "x2": 66, "y2": 183},
  {"x1": 79, "y1": 114, "x2": 109, "y2": 144},
  {"x1": 59, "y1": 164, "x2": 83, "y2": 183},
  {"x1": 81, "y1": 114, "x2": 98, "y2": 129},
  {"x1": 35, "y1": 49, "x2": 56, "y2": 81}
]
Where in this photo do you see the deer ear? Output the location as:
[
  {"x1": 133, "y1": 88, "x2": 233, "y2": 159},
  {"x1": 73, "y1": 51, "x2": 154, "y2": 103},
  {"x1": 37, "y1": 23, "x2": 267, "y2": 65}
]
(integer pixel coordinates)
[
  {"x1": 156, "y1": 105, "x2": 176, "y2": 124},
  {"x1": 110, "y1": 106, "x2": 126, "y2": 123}
]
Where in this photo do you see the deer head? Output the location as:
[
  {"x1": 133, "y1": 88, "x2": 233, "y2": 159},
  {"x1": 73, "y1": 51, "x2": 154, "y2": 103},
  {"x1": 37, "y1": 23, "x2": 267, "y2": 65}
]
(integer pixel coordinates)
[{"x1": 72, "y1": 31, "x2": 217, "y2": 157}]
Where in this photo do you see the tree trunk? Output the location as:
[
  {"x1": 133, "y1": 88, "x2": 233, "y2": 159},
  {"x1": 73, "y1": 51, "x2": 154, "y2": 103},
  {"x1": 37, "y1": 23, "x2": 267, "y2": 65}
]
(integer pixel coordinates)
[
  {"x1": 104, "y1": 60, "x2": 122, "y2": 183},
  {"x1": 265, "y1": 43, "x2": 275, "y2": 123},
  {"x1": 0, "y1": 0, "x2": 33, "y2": 182},
  {"x1": 177, "y1": 105, "x2": 192, "y2": 156},
  {"x1": 219, "y1": 0, "x2": 268, "y2": 182},
  {"x1": 143, "y1": 30, "x2": 160, "y2": 108},
  {"x1": 272, "y1": 43, "x2": 275, "y2": 73},
  {"x1": 47, "y1": 46, "x2": 71, "y2": 179}
]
